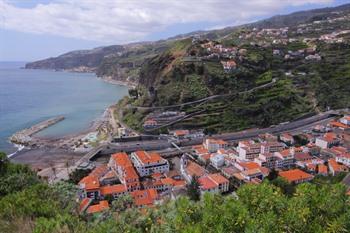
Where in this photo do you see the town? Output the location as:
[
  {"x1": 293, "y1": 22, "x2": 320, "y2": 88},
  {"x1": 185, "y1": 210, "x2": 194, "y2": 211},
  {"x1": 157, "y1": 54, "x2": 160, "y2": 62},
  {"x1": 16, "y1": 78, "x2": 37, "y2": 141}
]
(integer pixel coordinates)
[{"x1": 77, "y1": 114, "x2": 350, "y2": 215}]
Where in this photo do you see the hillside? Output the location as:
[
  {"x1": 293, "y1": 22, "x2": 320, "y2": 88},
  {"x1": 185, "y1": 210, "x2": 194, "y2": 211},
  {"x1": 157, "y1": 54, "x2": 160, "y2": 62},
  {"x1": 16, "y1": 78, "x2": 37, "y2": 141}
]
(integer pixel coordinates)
[
  {"x1": 25, "y1": 45, "x2": 124, "y2": 72},
  {"x1": 25, "y1": 4, "x2": 350, "y2": 133},
  {"x1": 122, "y1": 4, "x2": 350, "y2": 133}
]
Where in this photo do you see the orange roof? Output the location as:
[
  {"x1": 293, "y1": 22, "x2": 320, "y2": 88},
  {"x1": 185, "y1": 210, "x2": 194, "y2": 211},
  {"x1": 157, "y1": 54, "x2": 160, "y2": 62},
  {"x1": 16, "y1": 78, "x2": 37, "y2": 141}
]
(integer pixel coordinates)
[
  {"x1": 199, "y1": 176, "x2": 217, "y2": 190},
  {"x1": 281, "y1": 133, "x2": 293, "y2": 139},
  {"x1": 318, "y1": 164, "x2": 328, "y2": 174},
  {"x1": 192, "y1": 144, "x2": 204, "y2": 150},
  {"x1": 329, "y1": 158, "x2": 347, "y2": 172},
  {"x1": 79, "y1": 175, "x2": 100, "y2": 190},
  {"x1": 101, "y1": 170, "x2": 118, "y2": 180},
  {"x1": 151, "y1": 173, "x2": 164, "y2": 180},
  {"x1": 89, "y1": 164, "x2": 108, "y2": 179},
  {"x1": 124, "y1": 166, "x2": 139, "y2": 180},
  {"x1": 279, "y1": 169, "x2": 314, "y2": 183},
  {"x1": 131, "y1": 189, "x2": 158, "y2": 207},
  {"x1": 133, "y1": 151, "x2": 164, "y2": 164},
  {"x1": 185, "y1": 161, "x2": 206, "y2": 177},
  {"x1": 160, "y1": 177, "x2": 176, "y2": 186},
  {"x1": 238, "y1": 161, "x2": 260, "y2": 170},
  {"x1": 195, "y1": 147, "x2": 209, "y2": 155},
  {"x1": 324, "y1": 132, "x2": 337, "y2": 141},
  {"x1": 199, "y1": 173, "x2": 228, "y2": 190},
  {"x1": 278, "y1": 149, "x2": 292, "y2": 158},
  {"x1": 79, "y1": 198, "x2": 91, "y2": 213},
  {"x1": 87, "y1": 200, "x2": 109, "y2": 214},
  {"x1": 100, "y1": 184, "x2": 127, "y2": 195},
  {"x1": 333, "y1": 146, "x2": 348, "y2": 154},
  {"x1": 199, "y1": 153, "x2": 211, "y2": 161},
  {"x1": 242, "y1": 168, "x2": 262, "y2": 176},
  {"x1": 208, "y1": 173, "x2": 229, "y2": 184},
  {"x1": 207, "y1": 138, "x2": 228, "y2": 145},
  {"x1": 330, "y1": 121, "x2": 349, "y2": 129},
  {"x1": 111, "y1": 152, "x2": 133, "y2": 168},
  {"x1": 307, "y1": 164, "x2": 317, "y2": 170},
  {"x1": 174, "y1": 130, "x2": 189, "y2": 136},
  {"x1": 173, "y1": 180, "x2": 186, "y2": 187}
]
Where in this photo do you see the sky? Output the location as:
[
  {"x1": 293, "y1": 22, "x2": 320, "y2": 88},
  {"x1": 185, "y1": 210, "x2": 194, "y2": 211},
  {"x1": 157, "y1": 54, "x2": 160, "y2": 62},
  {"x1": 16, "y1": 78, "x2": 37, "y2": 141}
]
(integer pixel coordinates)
[{"x1": 0, "y1": 0, "x2": 349, "y2": 61}]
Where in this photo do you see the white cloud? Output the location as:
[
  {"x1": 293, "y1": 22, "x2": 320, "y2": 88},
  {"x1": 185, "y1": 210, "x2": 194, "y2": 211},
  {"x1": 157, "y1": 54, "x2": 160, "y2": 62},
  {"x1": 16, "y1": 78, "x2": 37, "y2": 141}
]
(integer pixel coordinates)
[{"x1": 0, "y1": 0, "x2": 334, "y2": 43}]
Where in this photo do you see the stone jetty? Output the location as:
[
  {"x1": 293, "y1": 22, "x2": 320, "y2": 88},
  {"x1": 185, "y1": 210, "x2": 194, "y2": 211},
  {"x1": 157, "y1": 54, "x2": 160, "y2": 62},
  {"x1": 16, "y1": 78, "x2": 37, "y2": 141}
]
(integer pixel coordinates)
[{"x1": 10, "y1": 116, "x2": 65, "y2": 146}]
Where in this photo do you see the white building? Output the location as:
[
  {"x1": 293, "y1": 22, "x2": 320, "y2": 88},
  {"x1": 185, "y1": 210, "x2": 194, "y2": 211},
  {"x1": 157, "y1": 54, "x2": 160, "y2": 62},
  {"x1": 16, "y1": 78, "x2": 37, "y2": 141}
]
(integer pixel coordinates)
[
  {"x1": 260, "y1": 142, "x2": 284, "y2": 154},
  {"x1": 335, "y1": 153, "x2": 350, "y2": 167},
  {"x1": 210, "y1": 153, "x2": 225, "y2": 169},
  {"x1": 130, "y1": 151, "x2": 169, "y2": 177},
  {"x1": 237, "y1": 141, "x2": 261, "y2": 161},
  {"x1": 204, "y1": 138, "x2": 229, "y2": 153},
  {"x1": 340, "y1": 116, "x2": 350, "y2": 126},
  {"x1": 315, "y1": 133, "x2": 340, "y2": 149},
  {"x1": 274, "y1": 149, "x2": 295, "y2": 169},
  {"x1": 254, "y1": 152, "x2": 277, "y2": 169}
]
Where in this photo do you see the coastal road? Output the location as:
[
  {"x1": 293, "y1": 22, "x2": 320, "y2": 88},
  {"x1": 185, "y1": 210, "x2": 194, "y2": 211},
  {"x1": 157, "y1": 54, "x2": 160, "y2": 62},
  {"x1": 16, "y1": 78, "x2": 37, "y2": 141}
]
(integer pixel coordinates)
[{"x1": 50, "y1": 109, "x2": 342, "y2": 183}]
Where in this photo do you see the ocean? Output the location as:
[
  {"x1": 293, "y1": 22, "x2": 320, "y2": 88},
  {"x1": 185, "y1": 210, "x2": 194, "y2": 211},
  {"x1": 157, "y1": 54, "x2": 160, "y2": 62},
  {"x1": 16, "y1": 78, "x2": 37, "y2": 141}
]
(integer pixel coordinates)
[{"x1": 0, "y1": 62, "x2": 128, "y2": 154}]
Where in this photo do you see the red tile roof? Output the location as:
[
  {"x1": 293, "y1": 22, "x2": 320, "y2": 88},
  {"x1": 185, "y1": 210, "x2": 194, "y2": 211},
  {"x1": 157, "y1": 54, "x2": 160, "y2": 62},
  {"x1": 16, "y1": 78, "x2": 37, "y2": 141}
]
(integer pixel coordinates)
[
  {"x1": 174, "y1": 130, "x2": 189, "y2": 136},
  {"x1": 79, "y1": 198, "x2": 92, "y2": 213},
  {"x1": 199, "y1": 173, "x2": 229, "y2": 190},
  {"x1": 208, "y1": 173, "x2": 229, "y2": 184},
  {"x1": 134, "y1": 151, "x2": 164, "y2": 164},
  {"x1": 318, "y1": 164, "x2": 328, "y2": 174},
  {"x1": 111, "y1": 152, "x2": 133, "y2": 168},
  {"x1": 124, "y1": 166, "x2": 139, "y2": 180},
  {"x1": 131, "y1": 189, "x2": 158, "y2": 207},
  {"x1": 185, "y1": 161, "x2": 206, "y2": 177},
  {"x1": 239, "y1": 161, "x2": 260, "y2": 170},
  {"x1": 330, "y1": 121, "x2": 349, "y2": 129},
  {"x1": 100, "y1": 184, "x2": 127, "y2": 196},
  {"x1": 199, "y1": 176, "x2": 217, "y2": 190},
  {"x1": 279, "y1": 169, "x2": 314, "y2": 183},
  {"x1": 79, "y1": 175, "x2": 100, "y2": 190},
  {"x1": 87, "y1": 200, "x2": 109, "y2": 214},
  {"x1": 329, "y1": 158, "x2": 348, "y2": 173},
  {"x1": 89, "y1": 164, "x2": 108, "y2": 179}
]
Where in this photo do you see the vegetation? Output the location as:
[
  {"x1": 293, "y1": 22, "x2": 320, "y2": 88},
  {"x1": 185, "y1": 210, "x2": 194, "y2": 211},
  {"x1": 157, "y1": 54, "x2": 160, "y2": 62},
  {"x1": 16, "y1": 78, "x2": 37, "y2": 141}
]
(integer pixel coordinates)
[
  {"x1": 187, "y1": 176, "x2": 201, "y2": 201},
  {"x1": 1, "y1": 152, "x2": 350, "y2": 233}
]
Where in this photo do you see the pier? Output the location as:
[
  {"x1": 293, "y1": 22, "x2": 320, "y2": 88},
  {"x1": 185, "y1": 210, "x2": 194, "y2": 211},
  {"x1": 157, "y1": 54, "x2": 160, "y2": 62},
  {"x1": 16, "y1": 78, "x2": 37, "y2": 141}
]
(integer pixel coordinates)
[{"x1": 10, "y1": 116, "x2": 65, "y2": 145}]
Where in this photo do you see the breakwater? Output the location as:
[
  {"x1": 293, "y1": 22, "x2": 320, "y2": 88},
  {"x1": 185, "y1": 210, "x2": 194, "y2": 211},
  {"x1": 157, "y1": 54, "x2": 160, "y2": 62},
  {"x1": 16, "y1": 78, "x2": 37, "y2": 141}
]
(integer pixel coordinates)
[{"x1": 10, "y1": 116, "x2": 65, "y2": 146}]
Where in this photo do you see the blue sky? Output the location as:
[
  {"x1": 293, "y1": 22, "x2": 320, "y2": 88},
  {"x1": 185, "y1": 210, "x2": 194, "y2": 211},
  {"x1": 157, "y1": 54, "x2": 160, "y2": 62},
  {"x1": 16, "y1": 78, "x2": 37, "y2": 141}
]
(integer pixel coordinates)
[{"x1": 0, "y1": 0, "x2": 349, "y2": 61}]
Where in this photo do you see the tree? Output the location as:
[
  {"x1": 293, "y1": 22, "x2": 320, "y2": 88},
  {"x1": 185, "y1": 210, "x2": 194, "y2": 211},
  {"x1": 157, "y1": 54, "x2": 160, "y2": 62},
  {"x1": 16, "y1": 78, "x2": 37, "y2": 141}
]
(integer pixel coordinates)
[
  {"x1": 68, "y1": 168, "x2": 92, "y2": 184},
  {"x1": 111, "y1": 194, "x2": 133, "y2": 211},
  {"x1": 270, "y1": 177, "x2": 295, "y2": 196},
  {"x1": 187, "y1": 176, "x2": 201, "y2": 201},
  {"x1": 0, "y1": 152, "x2": 8, "y2": 175},
  {"x1": 267, "y1": 168, "x2": 278, "y2": 181}
]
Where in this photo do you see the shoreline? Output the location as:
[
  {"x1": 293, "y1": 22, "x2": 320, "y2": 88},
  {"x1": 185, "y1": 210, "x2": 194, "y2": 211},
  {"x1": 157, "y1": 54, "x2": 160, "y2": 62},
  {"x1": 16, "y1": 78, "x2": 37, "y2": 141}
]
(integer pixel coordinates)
[
  {"x1": 97, "y1": 75, "x2": 137, "y2": 89},
  {"x1": 7, "y1": 71, "x2": 131, "y2": 168}
]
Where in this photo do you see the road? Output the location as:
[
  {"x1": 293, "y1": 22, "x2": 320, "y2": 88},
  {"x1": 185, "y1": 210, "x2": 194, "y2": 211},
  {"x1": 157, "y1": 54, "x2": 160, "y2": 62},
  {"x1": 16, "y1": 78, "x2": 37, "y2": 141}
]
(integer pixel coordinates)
[
  {"x1": 128, "y1": 79, "x2": 277, "y2": 111},
  {"x1": 51, "y1": 109, "x2": 344, "y2": 183}
]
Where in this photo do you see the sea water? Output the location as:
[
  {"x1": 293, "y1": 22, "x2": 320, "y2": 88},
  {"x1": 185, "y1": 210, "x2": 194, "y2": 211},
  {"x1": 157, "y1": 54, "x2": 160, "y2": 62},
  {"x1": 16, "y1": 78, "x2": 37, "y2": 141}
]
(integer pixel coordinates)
[{"x1": 0, "y1": 62, "x2": 128, "y2": 154}]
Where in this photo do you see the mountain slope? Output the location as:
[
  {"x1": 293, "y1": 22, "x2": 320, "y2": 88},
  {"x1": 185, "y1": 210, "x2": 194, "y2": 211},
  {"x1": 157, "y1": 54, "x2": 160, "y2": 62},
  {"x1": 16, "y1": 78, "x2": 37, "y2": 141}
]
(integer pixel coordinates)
[
  {"x1": 25, "y1": 4, "x2": 350, "y2": 133},
  {"x1": 121, "y1": 4, "x2": 350, "y2": 132}
]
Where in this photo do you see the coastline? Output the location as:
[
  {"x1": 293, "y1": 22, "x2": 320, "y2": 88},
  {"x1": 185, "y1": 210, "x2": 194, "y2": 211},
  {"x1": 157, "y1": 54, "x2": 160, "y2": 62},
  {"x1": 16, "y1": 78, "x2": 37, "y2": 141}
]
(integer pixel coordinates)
[
  {"x1": 97, "y1": 75, "x2": 137, "y2": 88},
  {"x1": 8, "y1": 70, "x2": 131, "y2": 169}
]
